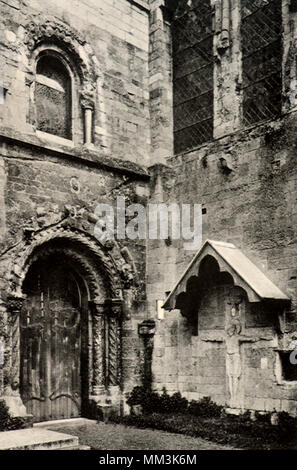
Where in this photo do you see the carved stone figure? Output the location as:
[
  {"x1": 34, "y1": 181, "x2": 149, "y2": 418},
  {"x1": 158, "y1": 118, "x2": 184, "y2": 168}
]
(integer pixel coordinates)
[
  {"x1": 217, "y1": 30, "x2": 230, "y2": 53},
  {"x1": 225, "y1": 321, "x2": 243, "y2": 407}
]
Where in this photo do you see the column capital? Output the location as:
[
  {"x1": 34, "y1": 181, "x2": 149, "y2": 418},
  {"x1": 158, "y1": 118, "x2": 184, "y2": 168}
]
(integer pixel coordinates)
[
  {"x1": 81, "y1": 98, "x2": 95, "y2": 110},
  {"x1": 80, "y1": 82, "x2": 96, "y2": 110},
  {"x1": 138, "y1": 319, "x2": 156, "y2": 337},
  {"x1": 106, "y1": 298, "x2": 123, "y2": 318},
  {"x1": 89, "y1": 298, "x2": 105, "y2": 316},
  {"x1": 6, "y1": 295, "x2": 26, "y2": 314}
]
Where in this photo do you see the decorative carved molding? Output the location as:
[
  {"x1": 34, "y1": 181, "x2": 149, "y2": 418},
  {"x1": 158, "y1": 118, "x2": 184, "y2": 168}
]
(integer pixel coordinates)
[
  {"x1": 9, "y1": 224, "x2": 131, "y2": 299},
  {"x1": 6, "y1": 295, "x2": 26, "y2": 392},
  {"x1": 106, "y1": 299, "x2": 123, "y2": 387},
  {"x1": 80, "y1": 82, "x2": 96, "y2": 110},
  {"x1": 6, "y1": 295, "x2": 26, "y2": 315},
  {"x1": 108, "y1": 299, "x2": 123, "y2": 318},
  {"x1": 5, "y1": 215, "x2": 137, "y2": 399},
  {"x1": 117, "y1": 318, "x2": 122, "y2": 387},
  {"x1": 12, "y1": 204, "x2": 138, "y2": 297},
  {"x1": 89, "y1": 298, "x2": 105, "y2": 316},
  {"x1": 108, "y1": 315, "x2": 118, "y2": 386},
  {"x1": 217, "y1": 30, "x2": 230, "y2": 54},
  {"x1": 138, "y1": 319, "x2": 156, "y2": 337},
  {"x1": 24, "y1": 16, "x2": 97, "y2": 82},
  {"x1": 23, "y1": 16, "x2": 98, "y2": 131},
  {"x1": 24, "y1": 18, "x2": 85, "y2": 50},
  {"x1": 214, "y1": 0, "x2": 231, "y2": 55},
  {"x1": 89, "y1": 299, "x2": 106, "y2": 395},
  {"x1": 24, "y1": 204, "x2": 90, "y2": 235}
]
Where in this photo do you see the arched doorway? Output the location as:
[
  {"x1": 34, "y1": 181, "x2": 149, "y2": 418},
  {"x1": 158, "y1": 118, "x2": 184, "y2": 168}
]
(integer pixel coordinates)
[{"x1": 20, "y1": 255, "x2": 89, "y2": 422}]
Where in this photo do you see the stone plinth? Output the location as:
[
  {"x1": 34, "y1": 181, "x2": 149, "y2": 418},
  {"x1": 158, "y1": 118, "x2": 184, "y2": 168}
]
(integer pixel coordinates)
[{"x1": 0, "y1": 428, "x2": 81, "y2": 450}]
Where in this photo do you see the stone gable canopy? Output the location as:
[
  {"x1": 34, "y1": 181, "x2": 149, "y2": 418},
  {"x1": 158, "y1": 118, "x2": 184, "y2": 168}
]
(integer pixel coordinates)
[{"x1": 163, "y1": 240, "x2": 290, "y2": 311}]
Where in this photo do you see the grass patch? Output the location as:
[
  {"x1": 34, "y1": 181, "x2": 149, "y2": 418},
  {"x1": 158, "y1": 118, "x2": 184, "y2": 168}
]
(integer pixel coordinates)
[
  {"x1": 115, "y1": 387, "x2": 297, "y2": 449},
  {"x1": 110, "y1": 412, "x2": 297, "y2": 450}
]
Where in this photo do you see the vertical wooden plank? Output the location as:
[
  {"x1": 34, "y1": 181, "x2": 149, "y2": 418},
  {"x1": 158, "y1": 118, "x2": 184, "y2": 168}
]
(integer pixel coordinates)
[{"x1": 21, "y1": 261, "x2": 85, "y2": 422}]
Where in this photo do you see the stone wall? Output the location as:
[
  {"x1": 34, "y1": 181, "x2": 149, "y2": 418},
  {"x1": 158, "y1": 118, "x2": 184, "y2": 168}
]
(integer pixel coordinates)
[
  {"x1": 148, "y1": 0, "x2": 297, "y2": 415},
  {"x1": 0, "y1": 0, "x2": 152, "y2": 418},
  {"x1": 0, "y1": 0, "x2": 151, "y2": 165},
  {"x1": 149, "y1": 112, "x2": 297, "y2": 415}
]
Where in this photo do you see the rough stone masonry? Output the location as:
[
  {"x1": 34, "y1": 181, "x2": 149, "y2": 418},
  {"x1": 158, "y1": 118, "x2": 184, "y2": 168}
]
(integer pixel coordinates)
[{"x1": 0, "y1": 0, "x2": 297, "y2": 423}]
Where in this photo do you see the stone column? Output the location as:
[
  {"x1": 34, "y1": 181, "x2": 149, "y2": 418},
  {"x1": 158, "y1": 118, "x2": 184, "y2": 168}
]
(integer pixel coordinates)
[
  {"x1": 107, "y1": 299, "x2": 123, "y2": 389},
  {"x1": 214, "y1": 0, "x2": 242, "y2": 137},
  {"x1": 83, "y1": 105, "x2": 94, "y2": 146},
  {"x1": 148, "y1": 2, "x2": 174, "y2": 165},
  {"x1": 3, "y1": 295, "x2": 28, "y2": 418},
  {"x1": 89, "y1": 299, "x2": 106, "y2": 396},
  {"x1": 138, "y1": 320, "x2": 156, "y2": 391},
  {"x1": 80, "y1": 84, "x2": 95, "y2": 146}
]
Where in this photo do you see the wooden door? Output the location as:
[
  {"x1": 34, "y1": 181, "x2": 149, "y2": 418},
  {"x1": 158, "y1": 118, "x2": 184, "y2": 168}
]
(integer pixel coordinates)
[{"x1": 20, "y1": 259, "x2": 88, "y2": 422}]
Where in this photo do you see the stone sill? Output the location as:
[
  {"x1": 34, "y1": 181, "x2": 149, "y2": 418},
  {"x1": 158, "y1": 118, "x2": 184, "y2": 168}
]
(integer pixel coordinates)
[
  {"x1": 276, "y1": 380, "x2": 297, "y2": 388},
  {"x1": 169, "y1": 109, "x2": 297, "y2": 162},
  {"x1": 0, "y1": 127, "x2": 150, "y2": 180},
  {"x1": 36, "y1": 130, "x2": 75, "y2": 148},
  {"x1": 127, "y1": 0, "x2": 150, "y2": 13}
]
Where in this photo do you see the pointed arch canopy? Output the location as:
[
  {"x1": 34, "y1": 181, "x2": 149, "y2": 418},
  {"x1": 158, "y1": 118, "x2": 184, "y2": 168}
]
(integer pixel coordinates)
[{"x1": 163, "y1": 240, "x2": 290, "y2": 310}]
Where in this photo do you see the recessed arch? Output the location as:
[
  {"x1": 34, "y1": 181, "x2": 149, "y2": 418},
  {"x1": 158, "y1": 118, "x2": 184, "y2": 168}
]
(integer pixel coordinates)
[
  {"x1": 8, "y1": 226, "x2": 126, "y2": 300},
  {"x1": 22, "y1": 241, "x2": 108, "y2": 302},
  {"x1": 5, "y1": 225, "x2": 129, "y2": 422},
  {"x1": 23, "y1": 16, "x2": 99, "y2": 146},
  {"x1": 24, "y1": 16, "x2": 98, "y2": 86}
]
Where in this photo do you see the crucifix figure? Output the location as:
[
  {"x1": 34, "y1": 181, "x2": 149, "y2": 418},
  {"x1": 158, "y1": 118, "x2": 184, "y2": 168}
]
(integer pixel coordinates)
[
  {"x1": 200, "y1": 287, "x2": 274, "y2": 409},
  {"x1": 225, "y1": 319, "x2": 256, "y2": 408}
]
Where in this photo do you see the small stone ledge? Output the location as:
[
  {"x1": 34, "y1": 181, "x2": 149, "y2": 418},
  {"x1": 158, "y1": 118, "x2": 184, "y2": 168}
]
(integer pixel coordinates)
[
  {"x1": 127, "y1": 0, "x2": 150, "y2": 13},
  {"x1": 167, "y1": 110, "x2": 297, "y2": 165},
  {"x1": 0, "y1": 128, "x2": 150, "y2": 180},
  {"x1": 0, "y1": 428, "x2": 80, "y2": 450}
]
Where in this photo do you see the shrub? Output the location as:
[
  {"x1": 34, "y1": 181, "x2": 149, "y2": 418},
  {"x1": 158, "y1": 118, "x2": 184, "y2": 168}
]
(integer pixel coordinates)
[
  {"x1": 254, "y1": 411, "x2": 271, "y2": 424},
  {"x1": 126, "y1": 386, "x2": 146, "y2": 407},
  {"x1": 0, "y1": 400, "x2": 10, "y2": 431},
  {"x1": 277, "y1": 411, "x2": 297, "y2": 429},
  {"x1": 122, "y1": 387, "x2": 297, "y2": 449},
  {"x1": 0, "y1": 400, "x2": 29, "y2": 432},
  {"x1": 188, "y1": 396, "x2": 223, "y2": 418},
  {"x1": 127, "y1": 386, "x2": 221, "y2": 417},
  {"x1": 160, "y1": 389, "x2": 188, "y2": 414},
  {"x1": 126, "y1": 386, "x2": 162, "y2": 414},
  {"x1": 127, "y1": 387, "x2": 188, "y2": 414}
]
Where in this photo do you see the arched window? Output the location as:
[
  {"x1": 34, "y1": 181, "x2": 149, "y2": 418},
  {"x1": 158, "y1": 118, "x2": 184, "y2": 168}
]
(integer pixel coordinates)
[{"x1": 35, "y1": 53, "x2": 72, "y2": 140}]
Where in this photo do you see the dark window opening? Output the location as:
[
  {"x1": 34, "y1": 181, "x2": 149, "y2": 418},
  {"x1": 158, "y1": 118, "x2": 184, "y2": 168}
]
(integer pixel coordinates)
[
  {"x1": 280, "y1": 352, "x2": 297, "y2": 381},
  {"x1": 172, "y1": 0, "x2": 214, "y2": 154},
  {"x1": 36, "y1": 54, "x2": 72, "y2": 140},
  {"x1": 241, "y1": 0, "x2": 282, "y2": 126}
]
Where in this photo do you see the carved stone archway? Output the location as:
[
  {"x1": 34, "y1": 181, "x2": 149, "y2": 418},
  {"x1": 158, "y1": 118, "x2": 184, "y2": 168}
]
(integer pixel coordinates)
[{"x1": 2, "y1": 221, "x2": 135, "y2": 419}]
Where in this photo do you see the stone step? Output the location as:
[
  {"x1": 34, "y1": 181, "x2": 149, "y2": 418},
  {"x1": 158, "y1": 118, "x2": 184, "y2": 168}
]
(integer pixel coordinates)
[
  {"x1": 34, "y1": 417, "x2": 95, "y2": 429},
  {"x1": 59, "y1": 444, "x2": 91, "y2": 450},
  {"x1": 0, "y1": 428, "x2": 80, "y2": 450}
]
